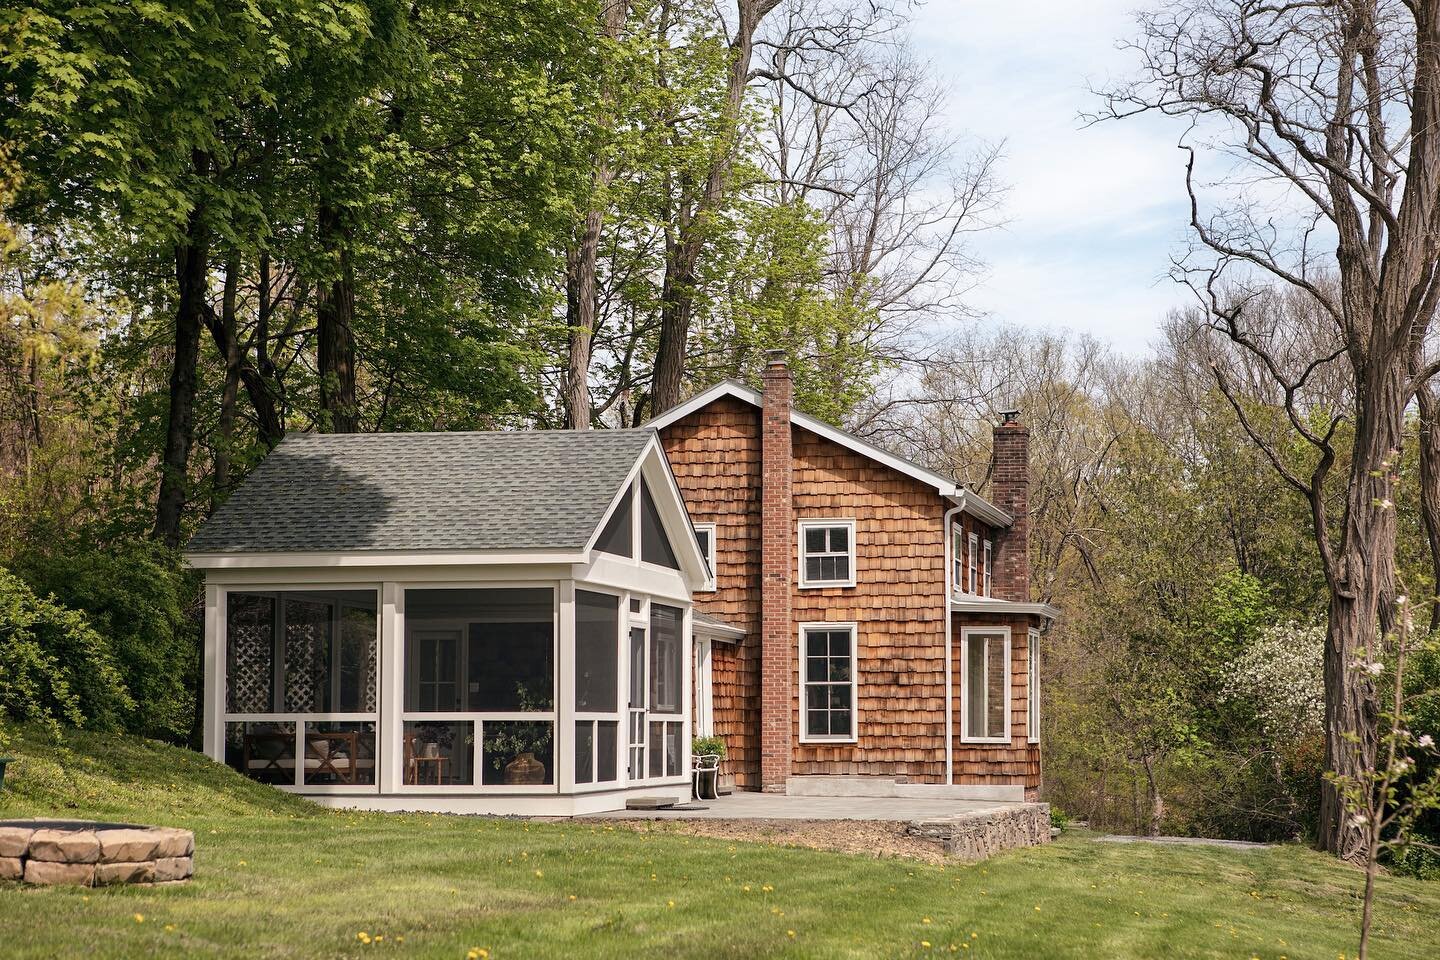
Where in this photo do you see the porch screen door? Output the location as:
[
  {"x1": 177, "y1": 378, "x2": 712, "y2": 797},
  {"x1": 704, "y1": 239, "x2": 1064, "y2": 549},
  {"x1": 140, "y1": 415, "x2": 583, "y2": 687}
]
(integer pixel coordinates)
[{"x1": 627, "y1": 626, "x2": 646, "y2": 778}]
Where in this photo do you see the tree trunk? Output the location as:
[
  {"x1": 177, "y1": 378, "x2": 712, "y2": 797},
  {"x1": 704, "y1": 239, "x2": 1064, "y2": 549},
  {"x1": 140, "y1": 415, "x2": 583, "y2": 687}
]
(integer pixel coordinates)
[
  {"x1": 249, "y1": 252, "x2": 285, "y2": 447},
  {"x1": 651, "y1": 0, "x2": 777, "y2": 413},
  {"x1": 1140, "y1": 752, "x2": 1164, "y2": 837},
  {"x1": 563, "y1": 0, "x2": 629, "y2": 430},
  {"x1": 212, "y1": 255, "x2": 242, "y2": 509},
  {"x1": 1317, "y1": 360, "x2": 1402, "y2": 860},
  {"x1": 316, "y1": 201, "x2": 359, "y2": 433},
  {"x1": 154, "y1": 183, "x2": 210, "y2": 550}
]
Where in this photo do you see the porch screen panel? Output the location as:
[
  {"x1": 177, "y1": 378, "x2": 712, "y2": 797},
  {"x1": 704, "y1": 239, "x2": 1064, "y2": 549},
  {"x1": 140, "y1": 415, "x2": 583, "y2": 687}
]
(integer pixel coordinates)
[
  {"x1": 222, "y1": 590, "x2": 378, "y2": 788},
  {"x1": 575, "y1": 591, "x2": 619, "y2": 712},
  {"x1": 649, "y1": 604, "x2": 683, "y2": 714},
  {"x1": 403, "y1": 588, "x2": 554, "y2": 713}
]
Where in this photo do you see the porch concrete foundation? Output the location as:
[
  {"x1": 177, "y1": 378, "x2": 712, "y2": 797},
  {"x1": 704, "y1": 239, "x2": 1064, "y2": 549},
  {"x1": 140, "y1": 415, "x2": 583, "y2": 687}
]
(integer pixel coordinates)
[{"x1": 786, "y1": 775, "x2": 1026, "y2": 803}]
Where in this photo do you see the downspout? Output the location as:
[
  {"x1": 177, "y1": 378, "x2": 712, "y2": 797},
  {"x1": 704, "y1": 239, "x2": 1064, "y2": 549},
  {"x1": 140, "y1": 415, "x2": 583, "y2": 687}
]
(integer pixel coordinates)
[{"x1": 943, "y1": 491, "x2": 966, "y2": 787}]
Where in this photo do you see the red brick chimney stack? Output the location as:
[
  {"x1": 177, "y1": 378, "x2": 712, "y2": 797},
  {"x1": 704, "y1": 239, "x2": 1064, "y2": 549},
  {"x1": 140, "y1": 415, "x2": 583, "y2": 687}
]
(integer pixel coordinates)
[
  {"x1": 991, "y1": 410, "x2": 1030, "y2": 603},
  {"x1": 760, "y1": 350, "x2": 793, "y2": 793}
]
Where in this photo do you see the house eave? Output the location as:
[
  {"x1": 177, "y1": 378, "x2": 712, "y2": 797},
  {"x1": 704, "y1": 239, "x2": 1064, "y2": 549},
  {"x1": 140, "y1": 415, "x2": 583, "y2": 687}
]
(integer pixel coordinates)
[
  {"x1": 645, "y1": 380, "x2": 1013, "y2": 527},
  {"x1": 184, "y1": 548, "x2": 589, "y2": 569},
  {"x1": 948, "y1": 595, "x2": 1060, "y2": 622}
]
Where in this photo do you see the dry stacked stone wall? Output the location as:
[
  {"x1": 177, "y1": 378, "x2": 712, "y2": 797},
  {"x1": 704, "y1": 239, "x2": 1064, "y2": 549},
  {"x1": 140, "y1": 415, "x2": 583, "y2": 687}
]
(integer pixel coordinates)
[
  {"x1": 0, "y1": 820, "x2": 194, "y2": 886},
  {"x1": 905, "y1": 804, "x2": 1051, "y2": 860}
]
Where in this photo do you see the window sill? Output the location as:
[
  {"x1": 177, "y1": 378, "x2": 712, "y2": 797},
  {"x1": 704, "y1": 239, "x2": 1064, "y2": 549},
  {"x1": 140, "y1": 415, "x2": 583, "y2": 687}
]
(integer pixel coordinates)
[
  {"x1": 799, "y1": 736, "x2": 858, "y2": 745},
  {"x1": 959, "y1": 736, "x2": 1012, "y2": 745},
  {"x1": 798, "y1": 581, "x2": 857, "y2": 590}
]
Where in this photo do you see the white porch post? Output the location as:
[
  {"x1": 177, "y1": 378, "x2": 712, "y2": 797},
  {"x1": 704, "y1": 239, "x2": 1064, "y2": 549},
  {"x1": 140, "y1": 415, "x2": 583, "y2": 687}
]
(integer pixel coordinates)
[
  {"x1": 556, "y1": 580, "x2": 576, "y2": 793},
  {"x1": 380, "y1": 582, "x2": 403, "y2": 794},
  {"x1": 202, "y1": 581, "x2": 224, "y2": 760},
  {"x1": 683, "y1": 606, "x2": 693, "y2": 783}
]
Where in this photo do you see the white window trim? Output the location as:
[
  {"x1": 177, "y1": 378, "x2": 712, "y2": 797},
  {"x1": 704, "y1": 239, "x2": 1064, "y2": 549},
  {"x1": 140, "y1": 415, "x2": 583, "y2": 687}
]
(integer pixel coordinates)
[
  {"x1": 967, "y1": 533, "x2": 979, "y2": 595},
  {"x1": 959, "y1": 626, "x2": 1011, "y2": 744},
  {"x1": 797, "y1": 621, "x2": 859, "y2": 743},
  {"x1": 982, "y1": 540, "x2": 993, "y2": 598},
  {"x1": 693, "y1": 522, "x2": 717, "y2": 592},
  {"x1": 798, "y1": 518, "x2": 858, "y2": 589},
  {"x1": 1027, "y1": 629, "x2": 1041, "y2": 744}
]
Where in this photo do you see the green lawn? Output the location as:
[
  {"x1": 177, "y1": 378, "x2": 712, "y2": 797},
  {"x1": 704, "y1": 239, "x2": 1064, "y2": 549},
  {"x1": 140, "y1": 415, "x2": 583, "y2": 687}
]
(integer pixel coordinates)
[{"x1": 0, "y1": 728, "x2": 1434, "y2": 959}]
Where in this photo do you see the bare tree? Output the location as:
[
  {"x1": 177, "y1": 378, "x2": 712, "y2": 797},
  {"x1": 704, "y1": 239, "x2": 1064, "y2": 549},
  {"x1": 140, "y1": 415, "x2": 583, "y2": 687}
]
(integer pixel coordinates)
[{"x1": 1097, "y1": 0, "x2": 1440, "y2": 859}]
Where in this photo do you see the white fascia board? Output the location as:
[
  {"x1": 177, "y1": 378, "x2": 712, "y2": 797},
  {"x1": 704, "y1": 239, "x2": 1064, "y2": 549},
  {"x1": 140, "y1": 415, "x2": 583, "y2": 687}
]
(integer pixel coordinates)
[
  {"x1": 645, "y1": 380, "x2": 1014, "y2": 529},
  {"x1": 948, "y1": 596, "x2": 1060, "y2": 622},
  {"x1": 185, "y1": 549, "x2": 587, "y2": 569},
  {"x1": 693, "y1": 619, "x2": 745, "y2": 642}
]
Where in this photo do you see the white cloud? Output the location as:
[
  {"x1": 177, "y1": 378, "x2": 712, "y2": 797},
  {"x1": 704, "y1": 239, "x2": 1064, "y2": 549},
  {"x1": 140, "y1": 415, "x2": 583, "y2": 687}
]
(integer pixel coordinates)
[{"x1": 912, "y1": 0, "x2": 1196, "y2": 350}]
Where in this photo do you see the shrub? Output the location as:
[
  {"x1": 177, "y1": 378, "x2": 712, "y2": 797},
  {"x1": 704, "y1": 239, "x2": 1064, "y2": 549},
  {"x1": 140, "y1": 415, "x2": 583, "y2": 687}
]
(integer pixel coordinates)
[
  {"x1": 692, "y1": 735, "x2": 726, "y2": 759},
  {"x1": 0, "y1": 567, "x2": 131, "y2": 736},
  {"x1": 14, "y1": 539, "x2": 196, "y2": 742}
]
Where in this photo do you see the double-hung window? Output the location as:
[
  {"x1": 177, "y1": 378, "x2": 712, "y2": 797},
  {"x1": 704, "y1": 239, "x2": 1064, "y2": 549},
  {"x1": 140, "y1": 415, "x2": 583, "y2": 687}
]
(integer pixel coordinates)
[
  {"x1": 951, "y1": 525, "x2": 965, "y2": 595},
  {"x1": 982, "y1": 540, "x2": 993, "y2": 597},
  {"x1": 961, "y1": 628, "x2": 1010, "y2": 743},
  {"x1": 693, "y1": 522, "x2": 716, "y2": 592},
  {"x1": 800, "y1": 623, "x2": 857, "y2": 742},
  {"x1": 967, "y1": 533, "x2": 979, "y2": 594},
  {"x1": 1027, "y1": 629, "x2": 1040, "y2": 743},
  {"x1": 799, "y1": 519, "x2": 856, "y2": 588}
]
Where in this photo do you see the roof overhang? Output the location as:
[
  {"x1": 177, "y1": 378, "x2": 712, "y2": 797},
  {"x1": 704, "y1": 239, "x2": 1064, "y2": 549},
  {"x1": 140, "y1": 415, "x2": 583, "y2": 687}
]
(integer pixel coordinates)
[
  {"x1": 646, "y1": 380, "x2": 1012, "y2": 528},
  {"x1": 693, "y1": 615, "x2": 745, "y2": 643},
  {"x1": 948, "y1": 595, "x2": 1060, "y2": 623},
  {"x1": 184, "y1": 548, "x2": 588, "y2": 570}
]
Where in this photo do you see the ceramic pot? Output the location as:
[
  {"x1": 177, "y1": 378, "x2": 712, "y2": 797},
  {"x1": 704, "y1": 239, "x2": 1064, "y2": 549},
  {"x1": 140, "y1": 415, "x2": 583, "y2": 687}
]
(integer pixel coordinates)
[{"x1": 503, "y1": 752, "x2": 546, "y2": 785}]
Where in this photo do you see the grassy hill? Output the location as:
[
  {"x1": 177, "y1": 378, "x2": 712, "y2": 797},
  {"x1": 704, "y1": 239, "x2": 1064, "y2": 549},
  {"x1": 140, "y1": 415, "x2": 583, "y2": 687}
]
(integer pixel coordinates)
[{"x1": 0, "y1": 725, "x2": 1436, "y2": 959}]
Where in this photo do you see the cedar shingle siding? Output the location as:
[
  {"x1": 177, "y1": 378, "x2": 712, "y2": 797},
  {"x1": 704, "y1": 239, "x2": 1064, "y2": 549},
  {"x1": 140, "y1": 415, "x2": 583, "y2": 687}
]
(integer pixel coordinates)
[{"x1": 661, "y1": 394, "x2": 1041, "y2": 791}]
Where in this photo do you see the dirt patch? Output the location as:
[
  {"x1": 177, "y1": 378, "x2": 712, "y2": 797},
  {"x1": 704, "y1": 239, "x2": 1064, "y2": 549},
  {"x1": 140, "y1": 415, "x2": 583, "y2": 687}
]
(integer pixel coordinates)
[{"x1": 598, "y1": 818, "x2": 950, "y2": 864}]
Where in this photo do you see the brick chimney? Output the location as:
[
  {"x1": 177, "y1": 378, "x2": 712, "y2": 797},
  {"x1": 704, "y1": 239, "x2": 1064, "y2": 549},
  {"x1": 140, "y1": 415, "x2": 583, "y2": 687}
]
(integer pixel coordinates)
[
  {"x1": 760, "y1": 350, "x2": 793, "y2": 792},
  {"x1": 990, "y1": 410, "x2": 1030, "y2": 602}
]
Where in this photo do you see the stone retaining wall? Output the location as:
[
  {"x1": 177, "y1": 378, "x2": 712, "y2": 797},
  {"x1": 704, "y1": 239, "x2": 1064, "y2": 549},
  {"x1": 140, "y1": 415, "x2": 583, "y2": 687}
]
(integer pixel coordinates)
[
  {"x1": 0, "y1": 822, "x2": 194, "y2": 886},
  {"x1": 905, "y1": 803, "x2": 1050, "y2": 860}
]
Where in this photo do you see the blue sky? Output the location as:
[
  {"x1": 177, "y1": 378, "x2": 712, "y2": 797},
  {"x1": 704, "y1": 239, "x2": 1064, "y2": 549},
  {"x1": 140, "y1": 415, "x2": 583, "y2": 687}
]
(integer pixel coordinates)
[{"x1": 912, "y1": 0, "x2": 1196, "y2": 353}]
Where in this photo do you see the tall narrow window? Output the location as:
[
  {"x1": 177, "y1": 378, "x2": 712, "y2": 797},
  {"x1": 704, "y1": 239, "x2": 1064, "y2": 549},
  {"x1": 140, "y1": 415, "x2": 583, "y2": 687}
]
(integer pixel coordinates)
[
  {"x1": 967, "y1": 533, "x2": 979, "y2": 594},
  {"x1": 575, "y1": 591, "x2": 619, "y2": 712},
  {"x1": 951, "y1": 525, "x2": 965, "y2": 596},
  {"x1": 800, "y1": 624, "x2": 857, "y2": 742},
  {"x1": 962, "y1": 629, "x2": 1009, "y2": 742},
  {"x1": 799, "y1": 519, "x2": 856, "y2": 588},
  {"x1": 1027, "y1": 630, "x2": 1040, "y2": 743},
  {"x1": 693, "y1": 522, "x2": 716, "y2": 592},
  {"x1": 982, "y1": 540, "x2": 993, "y2": 598}
]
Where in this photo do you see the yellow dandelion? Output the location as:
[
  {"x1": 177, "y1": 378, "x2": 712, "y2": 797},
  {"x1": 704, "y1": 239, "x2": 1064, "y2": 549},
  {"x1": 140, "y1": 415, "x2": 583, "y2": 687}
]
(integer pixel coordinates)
[
  {"x1": 762, "y1": 884, "x2": 773, "y2": 892},
  {"x1": 921, "y1": 941, "x2": 932, "y2": 949},
  {"x1": 164, "y1": 924, "x2": 175, "y2": 932},
  {"x1": 534, "y1": 869, "x2": 544, "y2": 878},
  {"x1": 787, "y1": 930, "x2": 796, "y2": 938},
  {"x1": 358, "y1": 932, "x2": 371, "y2": 944},
  {"x1": 743, "y1": 885, "x2": 751, "y2": 892},
  {"x1": 568, "y1": 894, "x2": 577, "y2": 901},
  {"x1": 923, "y1": 917, "x2": 932, "y2": 924},
  {"x1": 1034, "y1": 906, "x2": 1041, "y2": 912},
  {"x1": 133, "y1": 914, "x2": 145, "y2": 924}
]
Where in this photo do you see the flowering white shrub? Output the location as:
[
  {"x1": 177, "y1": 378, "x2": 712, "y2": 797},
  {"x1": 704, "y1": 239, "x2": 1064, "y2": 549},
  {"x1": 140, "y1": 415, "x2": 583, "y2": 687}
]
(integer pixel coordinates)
[{"x1": 1219, "y1": 622, "x2": 1326, "y2": 745}]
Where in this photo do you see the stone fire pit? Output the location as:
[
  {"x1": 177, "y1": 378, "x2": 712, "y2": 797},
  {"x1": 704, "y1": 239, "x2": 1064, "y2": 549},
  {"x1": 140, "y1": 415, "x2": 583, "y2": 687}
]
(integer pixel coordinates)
[{"x1": 0, "y1": 819, "x2": 194, "y2": 886}]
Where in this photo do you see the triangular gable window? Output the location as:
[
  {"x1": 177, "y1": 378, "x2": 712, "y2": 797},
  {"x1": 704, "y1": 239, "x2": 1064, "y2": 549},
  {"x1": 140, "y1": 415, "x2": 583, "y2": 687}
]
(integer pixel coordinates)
[
  {"x1": 595, "y1": 483, "x2": 633, "y2": 558},
  {"x1": 639, "y1": 479, "x2": 680, "y2": 569}
]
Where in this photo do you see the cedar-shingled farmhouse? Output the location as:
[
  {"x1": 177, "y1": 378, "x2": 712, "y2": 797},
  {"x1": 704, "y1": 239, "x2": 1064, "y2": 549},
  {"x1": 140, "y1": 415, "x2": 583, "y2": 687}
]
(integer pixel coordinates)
[
  {"x1": 185, "y1": 355, "x2": 1052, "y2": 813},
  {"x1": 651, "y1": 354, "x2": 1055, "y2": 802}
]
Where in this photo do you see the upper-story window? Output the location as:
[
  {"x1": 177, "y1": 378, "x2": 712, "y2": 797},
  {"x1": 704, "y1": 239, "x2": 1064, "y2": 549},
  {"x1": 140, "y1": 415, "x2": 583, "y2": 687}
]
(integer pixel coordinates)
[
  {"x1": 983, "y1": 539, "x2": 993, "y2": 597},
  {"x1": 693, "y1": 523, "x2": 716, "y2": 592},
  {"x1": 967, "y1": 532, "x2": 979, "y2": 594},
  {"x1": 799, "y1": 519, "x2": 856, "y2": 588},
  {"x1": 951, "y1": 525, "x2": 965, "y2": 594}
]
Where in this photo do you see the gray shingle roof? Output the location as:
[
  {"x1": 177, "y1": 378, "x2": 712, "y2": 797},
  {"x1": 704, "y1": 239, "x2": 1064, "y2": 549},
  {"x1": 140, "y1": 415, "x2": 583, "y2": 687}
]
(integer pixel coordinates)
[{"x1": 187, "y1": 429, "x2": 657, "y2": 554}]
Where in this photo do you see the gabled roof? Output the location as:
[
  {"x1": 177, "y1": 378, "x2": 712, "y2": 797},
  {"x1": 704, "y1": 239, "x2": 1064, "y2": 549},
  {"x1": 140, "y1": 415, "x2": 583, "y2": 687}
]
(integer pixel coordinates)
[
  {"x1": 645, "y1": 380, "x2": 1013, "y2": 528},
  {"x1": 187, "y1": 429, "x2": 659, "y2": 555}
]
